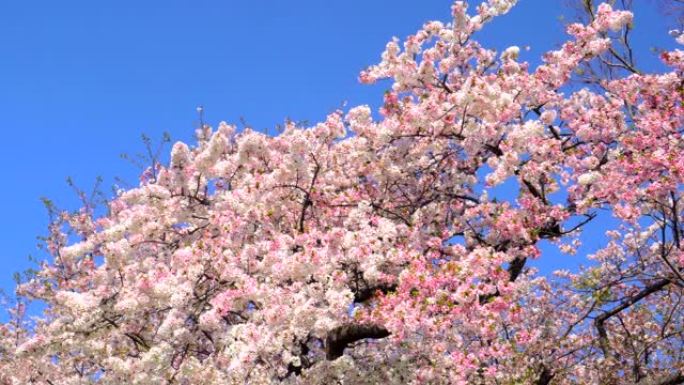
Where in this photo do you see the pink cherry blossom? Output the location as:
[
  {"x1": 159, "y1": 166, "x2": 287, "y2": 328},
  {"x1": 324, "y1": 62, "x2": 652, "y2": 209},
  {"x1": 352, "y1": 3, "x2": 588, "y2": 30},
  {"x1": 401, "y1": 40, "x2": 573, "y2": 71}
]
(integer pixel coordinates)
[{"x1": 2, "y1": 1, "x2": 683, "y2": 384}]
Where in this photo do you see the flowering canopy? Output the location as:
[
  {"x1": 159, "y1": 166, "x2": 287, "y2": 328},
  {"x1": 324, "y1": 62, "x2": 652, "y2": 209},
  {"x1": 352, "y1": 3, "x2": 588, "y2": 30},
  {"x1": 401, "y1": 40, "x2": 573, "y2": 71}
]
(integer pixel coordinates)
[{"x1": 2, "y1": 1, "x2": 683, "y2": 384}]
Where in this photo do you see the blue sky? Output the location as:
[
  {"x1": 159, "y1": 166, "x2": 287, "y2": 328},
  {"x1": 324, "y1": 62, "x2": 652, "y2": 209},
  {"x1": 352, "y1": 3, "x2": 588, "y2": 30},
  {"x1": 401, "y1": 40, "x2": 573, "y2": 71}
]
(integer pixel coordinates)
[{"x1": 0, "y1": 1, "x2": 678, "y2": 313}]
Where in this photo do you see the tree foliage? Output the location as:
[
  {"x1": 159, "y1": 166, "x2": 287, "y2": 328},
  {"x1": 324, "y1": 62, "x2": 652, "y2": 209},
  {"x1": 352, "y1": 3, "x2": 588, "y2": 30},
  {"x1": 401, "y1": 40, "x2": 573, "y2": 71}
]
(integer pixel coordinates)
[{"x1": 2, "y1": 1, "x2": 683, "y2": 384}]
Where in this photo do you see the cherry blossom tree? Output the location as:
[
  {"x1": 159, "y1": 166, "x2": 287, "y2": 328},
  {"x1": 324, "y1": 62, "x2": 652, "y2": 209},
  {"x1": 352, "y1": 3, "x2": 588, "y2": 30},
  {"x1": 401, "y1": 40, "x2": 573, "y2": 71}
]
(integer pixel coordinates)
[{"x1": 2, "y1": 1, "x2": 683, "y2": 384}]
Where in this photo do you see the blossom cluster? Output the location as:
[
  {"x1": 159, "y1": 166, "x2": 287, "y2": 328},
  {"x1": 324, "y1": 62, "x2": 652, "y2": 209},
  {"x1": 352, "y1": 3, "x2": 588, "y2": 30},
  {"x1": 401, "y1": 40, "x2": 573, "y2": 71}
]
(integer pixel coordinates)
[{"x1": 1, "y1": 1, "x2": 683, "y2": 384}]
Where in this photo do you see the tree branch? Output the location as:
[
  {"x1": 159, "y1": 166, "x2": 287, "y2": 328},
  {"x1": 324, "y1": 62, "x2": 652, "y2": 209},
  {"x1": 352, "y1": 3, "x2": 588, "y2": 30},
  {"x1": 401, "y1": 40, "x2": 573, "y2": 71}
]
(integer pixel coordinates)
[
  {"x1": 633, "y1": 372, "x2": 684, "y2": 385},
  {"x1": 536, "y1": 365, "x2": 554, "y2": 385},
  {"x1": 326, "y1": 323, "x2": 390, "y2": 360},
  {"x1": 594, "y1": 279, "x2": 670, "y2": 358}
]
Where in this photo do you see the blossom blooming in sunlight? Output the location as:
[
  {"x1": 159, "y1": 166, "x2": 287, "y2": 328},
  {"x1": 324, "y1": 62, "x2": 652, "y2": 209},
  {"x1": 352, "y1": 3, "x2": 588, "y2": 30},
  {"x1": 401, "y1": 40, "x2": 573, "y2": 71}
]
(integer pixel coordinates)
[
  {"x1": 577, "y1": 171, "x2": 600, "y2": 185},
  {"x1": 672, "y1": 30, "x2": 684, "y2": 45},
  {"x1": 500, "y1": 45, "x2": 520, "y2": 61},
  {"x1": 1, "y1": 2, "x2": 683, "y2": 385}
]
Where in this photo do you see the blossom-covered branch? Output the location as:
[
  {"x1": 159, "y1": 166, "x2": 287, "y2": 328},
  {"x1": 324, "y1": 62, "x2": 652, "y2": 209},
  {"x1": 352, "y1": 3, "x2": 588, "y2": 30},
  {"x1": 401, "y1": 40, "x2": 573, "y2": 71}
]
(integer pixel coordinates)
[{"x1": 1, "y1": 1, "x2": 683, "y2": 384}]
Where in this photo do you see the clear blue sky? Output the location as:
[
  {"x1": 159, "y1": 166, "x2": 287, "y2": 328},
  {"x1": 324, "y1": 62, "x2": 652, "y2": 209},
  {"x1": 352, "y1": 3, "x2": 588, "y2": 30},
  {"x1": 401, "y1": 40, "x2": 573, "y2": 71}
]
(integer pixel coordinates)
[{"x1": 0, "y1": 1, "x2": 676, "y2": 312}]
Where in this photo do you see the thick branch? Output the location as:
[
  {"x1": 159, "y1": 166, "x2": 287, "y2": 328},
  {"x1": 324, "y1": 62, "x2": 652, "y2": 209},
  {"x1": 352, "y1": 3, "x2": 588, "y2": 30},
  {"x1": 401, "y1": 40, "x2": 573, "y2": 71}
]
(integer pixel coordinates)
[
  {"x1": 536, "y1": 366, "x2": 554, "y2": 385},
  {"x1": 633, "y1": 372, "x2": 684, "y2": 385},
  {"x1": 594, "y1": 279, "x2": 670, "y2": 358},
  {"x1": 507, "y1": 256, "x2": 527, "y2": 282},
  {"x1": 326, "y1": 323, "x2": 390, "y2": 360}
]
